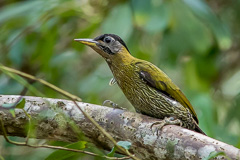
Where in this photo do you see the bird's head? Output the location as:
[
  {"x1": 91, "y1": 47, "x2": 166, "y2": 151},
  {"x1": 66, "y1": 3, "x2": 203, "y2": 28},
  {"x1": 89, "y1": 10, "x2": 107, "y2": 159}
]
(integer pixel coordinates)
[{"x1": 74, "y1": 34, "x2": 131, "y2": 62}]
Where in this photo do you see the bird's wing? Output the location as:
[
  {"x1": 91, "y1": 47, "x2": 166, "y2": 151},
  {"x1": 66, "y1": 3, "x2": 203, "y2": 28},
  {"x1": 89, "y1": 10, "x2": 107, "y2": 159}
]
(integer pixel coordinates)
[{"x1": 136, "y1": 61, "x2": 199, "y2": 123}]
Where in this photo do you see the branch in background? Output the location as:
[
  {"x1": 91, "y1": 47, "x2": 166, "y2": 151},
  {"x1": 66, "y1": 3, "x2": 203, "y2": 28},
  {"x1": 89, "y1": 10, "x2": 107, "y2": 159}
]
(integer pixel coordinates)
[{"x1": 0, "y1": 95, "x2": 239, "y2": 160}]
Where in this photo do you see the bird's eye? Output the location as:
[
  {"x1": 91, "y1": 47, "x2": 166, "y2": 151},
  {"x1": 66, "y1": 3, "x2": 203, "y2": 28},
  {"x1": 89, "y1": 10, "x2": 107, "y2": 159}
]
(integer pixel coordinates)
[{"x1": 103, "y1": 37, "x2": 112, "y2": 43}]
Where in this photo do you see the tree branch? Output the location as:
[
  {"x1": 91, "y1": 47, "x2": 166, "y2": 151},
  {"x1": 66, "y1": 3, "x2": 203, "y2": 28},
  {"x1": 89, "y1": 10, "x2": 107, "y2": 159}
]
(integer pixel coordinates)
[{"x1": 0, "y1": 95, "x2": 239, "y2": 160}]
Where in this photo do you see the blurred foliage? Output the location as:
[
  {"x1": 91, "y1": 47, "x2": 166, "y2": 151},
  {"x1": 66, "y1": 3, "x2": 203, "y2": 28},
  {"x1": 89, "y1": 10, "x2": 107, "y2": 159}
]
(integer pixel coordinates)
[{"x1": 0, "y1": 0, "x2": 240, "y2": 159}]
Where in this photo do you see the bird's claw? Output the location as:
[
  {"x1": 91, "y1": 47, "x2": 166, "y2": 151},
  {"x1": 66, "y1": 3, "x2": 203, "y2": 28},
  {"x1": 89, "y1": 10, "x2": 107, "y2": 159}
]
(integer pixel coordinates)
[
  {"x1": 150, "y1": 117, "x2": 182, "y2": 136},
  {"x1": 102, "y1": 100, "x2": 118, "y2": 107},
  {"x1": 109, "y1": 77, "x2": 117, "y2": 86},
  {"x1": 102, "y1": 100, "x2": 126, "y2": 110}
]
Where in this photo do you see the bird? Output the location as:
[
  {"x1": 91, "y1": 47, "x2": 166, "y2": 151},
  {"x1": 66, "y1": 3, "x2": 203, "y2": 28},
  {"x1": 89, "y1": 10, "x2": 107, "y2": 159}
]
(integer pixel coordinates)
[{"x1": 74, "y1": 34, "x2": 206, "y2": 135}]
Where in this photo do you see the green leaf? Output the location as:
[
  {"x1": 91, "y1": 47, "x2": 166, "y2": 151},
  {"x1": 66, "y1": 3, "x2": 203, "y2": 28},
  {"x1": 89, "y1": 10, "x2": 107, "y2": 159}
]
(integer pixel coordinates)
[
  {"x1": 0, "y1": 98, "x2": 25, "y2": 118},
  {"x1": 45, "y1": 141, "x2": 87, "y2": 160},
  {"x1": 117, "y1": 141, "x2": 131, "y2": 150},
  {"x1": 1, "y1": 98, "x2": 25, "y2": 109},
  {"x1": 16, "y1": 98, "x2": 25, "y2": 109},
  {"x1": 1, "y1": 103, "x2": 14, "y2": 109},
  {"x1": 107, "y1": 146, "x2": 116, "y2": 157},
  {"x1": 204, "y1": 151, "x2": 231, "y2": 160},
  {"x1": 9, "y1": 109, "x2": 15, "y2": 117}
]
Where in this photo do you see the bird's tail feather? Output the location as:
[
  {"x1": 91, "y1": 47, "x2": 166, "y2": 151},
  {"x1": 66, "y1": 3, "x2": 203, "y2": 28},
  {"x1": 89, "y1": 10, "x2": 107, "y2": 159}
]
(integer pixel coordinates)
[{"x1": 194, "y1": 122, "x2": 206, "y2": 135}]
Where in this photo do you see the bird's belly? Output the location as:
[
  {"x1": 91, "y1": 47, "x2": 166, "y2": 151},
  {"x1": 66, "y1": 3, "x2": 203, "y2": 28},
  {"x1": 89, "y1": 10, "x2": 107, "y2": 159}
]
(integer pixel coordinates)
[
  {"x1": 121, "y1": 84, "x2": 194, "y2": 128},
  {"x1": 113, "y1": 70, "x2": 194, "y2": 129},
  {"x1": 120, "y1": 80, "x2": 175, "y2": 119}
]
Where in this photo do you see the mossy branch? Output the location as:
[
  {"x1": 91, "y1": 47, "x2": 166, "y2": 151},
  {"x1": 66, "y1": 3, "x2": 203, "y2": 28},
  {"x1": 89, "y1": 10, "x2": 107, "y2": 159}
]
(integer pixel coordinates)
[{"x1": 0, "y1": 95, "x2": 239, "y2": 160}]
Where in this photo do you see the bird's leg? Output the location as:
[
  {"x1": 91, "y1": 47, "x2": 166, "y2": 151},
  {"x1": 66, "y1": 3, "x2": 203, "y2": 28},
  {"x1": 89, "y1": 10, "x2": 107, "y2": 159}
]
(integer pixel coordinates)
[
  {"x1": 109, "y1": 77, "x2": 117, "y2": 86},
  {"x1": 150, "y1": 117, "x2": 182, "y2": 136},
  {"x1": 102, "y1": 100, "x2": 126, "y2": 110}
]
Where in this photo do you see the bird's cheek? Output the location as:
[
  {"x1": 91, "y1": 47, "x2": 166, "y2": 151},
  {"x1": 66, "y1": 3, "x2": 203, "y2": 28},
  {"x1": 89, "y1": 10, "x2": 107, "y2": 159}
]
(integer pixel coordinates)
[
  {"x1": 92, "y1": 47, "x2": 107, "y2": 57},
  {"x1": 101, "y1": 52, "x2": 112, "y2": 59}
]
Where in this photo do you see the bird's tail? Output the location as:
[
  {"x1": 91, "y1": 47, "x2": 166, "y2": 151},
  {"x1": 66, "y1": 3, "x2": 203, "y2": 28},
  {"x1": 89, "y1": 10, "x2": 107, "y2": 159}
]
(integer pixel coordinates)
[{"x1": 194, "y1": 122, "x2": 206, "y2": 135}]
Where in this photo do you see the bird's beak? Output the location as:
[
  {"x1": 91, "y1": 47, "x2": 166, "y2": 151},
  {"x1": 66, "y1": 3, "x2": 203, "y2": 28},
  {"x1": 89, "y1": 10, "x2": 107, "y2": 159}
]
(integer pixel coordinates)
[{"x1": 74, "y1": 38, "x2": 99, "y2": 47}]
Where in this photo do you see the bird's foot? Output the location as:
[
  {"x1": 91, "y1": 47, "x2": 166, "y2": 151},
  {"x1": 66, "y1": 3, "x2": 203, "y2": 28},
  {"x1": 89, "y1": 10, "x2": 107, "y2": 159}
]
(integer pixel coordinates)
[
  {"x1": 102, "y1": 100, "x2": 126, "y2": 110},
  {"x1": 109, "y1": 77, "x2": 117, "y2": 86},
  {"x1": 150, "y1": 117, "x2": 182, "y2": 136}
]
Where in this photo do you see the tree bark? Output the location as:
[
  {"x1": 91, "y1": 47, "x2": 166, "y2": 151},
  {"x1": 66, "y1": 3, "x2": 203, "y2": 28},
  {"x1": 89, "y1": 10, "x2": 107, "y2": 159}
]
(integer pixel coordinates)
[{"x1": 0, "y1": 95, "x2": 239, "y2": 160}]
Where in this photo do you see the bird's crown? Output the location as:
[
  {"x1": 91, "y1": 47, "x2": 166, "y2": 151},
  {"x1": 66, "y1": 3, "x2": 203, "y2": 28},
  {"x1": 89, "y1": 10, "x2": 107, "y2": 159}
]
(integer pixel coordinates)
[{"x1": 94, "y1": 34, "x2": 130, "y2": 53}]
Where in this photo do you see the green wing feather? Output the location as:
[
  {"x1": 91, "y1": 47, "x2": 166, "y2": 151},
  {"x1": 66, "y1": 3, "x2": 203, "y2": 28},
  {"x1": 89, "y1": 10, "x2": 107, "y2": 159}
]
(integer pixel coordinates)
[{"x1": 136, "y1": 60, "x2": 199, "y2": 124}]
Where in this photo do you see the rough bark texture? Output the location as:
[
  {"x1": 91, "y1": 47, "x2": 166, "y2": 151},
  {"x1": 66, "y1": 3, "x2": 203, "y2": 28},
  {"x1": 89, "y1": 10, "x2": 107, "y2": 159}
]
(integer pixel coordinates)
[{"x1": 0, "y1": 95, "x2": 239, "y2": 160}]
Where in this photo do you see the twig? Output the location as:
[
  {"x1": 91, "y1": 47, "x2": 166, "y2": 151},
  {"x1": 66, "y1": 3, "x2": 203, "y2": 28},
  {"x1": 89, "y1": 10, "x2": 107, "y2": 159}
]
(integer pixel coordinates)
[
  {"x1": 72, "y1": 101, "x2": 137, "y2": 160},
  {"x1": 0, "y1": 118, "x2": 130, "y2": 160},
  {"x1": 0, "y1": 65, "x2": 82, "y2": 102}
]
